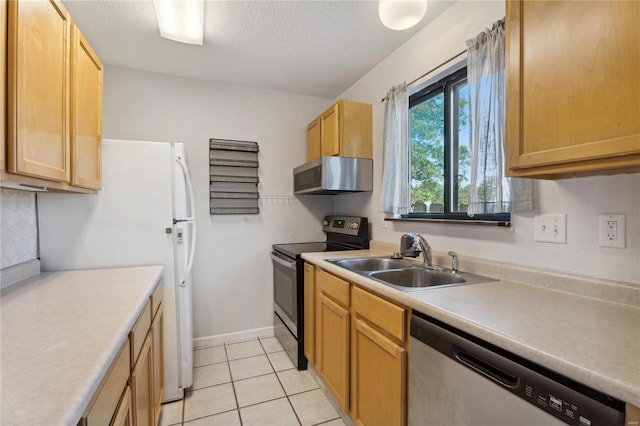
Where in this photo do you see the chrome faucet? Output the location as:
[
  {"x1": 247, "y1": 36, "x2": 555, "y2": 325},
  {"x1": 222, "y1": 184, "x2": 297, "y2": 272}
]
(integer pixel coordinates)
[{"x1": 400, "y1": 233, "x2": 442, "y2": 270}]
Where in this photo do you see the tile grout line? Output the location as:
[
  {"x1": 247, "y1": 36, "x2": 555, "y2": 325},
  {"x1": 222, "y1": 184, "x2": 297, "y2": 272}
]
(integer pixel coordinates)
[
  {"x1": 224, "y1": 341, "x2": 244, "y2": 426},
  {"x1": 259, "y1": 337, "x2": 303, "y2": 425}
]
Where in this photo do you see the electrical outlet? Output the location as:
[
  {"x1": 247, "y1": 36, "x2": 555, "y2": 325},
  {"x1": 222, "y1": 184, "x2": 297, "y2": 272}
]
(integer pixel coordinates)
[
  {"x1": 534, "y1": 214, "x2": 567, "y2": 244},
  {"x1": 599, "y1": 214, "x2": 625, "y2": 248}
]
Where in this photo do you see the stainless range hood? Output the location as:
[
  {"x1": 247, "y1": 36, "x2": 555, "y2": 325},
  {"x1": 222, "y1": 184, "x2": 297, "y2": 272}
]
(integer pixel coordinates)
[{"x1": 293, "y1": 156, "x2": 373, "y2": 195}]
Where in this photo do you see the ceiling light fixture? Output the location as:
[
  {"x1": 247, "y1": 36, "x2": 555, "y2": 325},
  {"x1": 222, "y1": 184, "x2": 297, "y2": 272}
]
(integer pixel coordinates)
[
  {"x1": 378, "y1": 0, "x2": 428, "y2": 31},
  {"x1": 153, "y1": 0, "x2": 204, "y2": 45}
]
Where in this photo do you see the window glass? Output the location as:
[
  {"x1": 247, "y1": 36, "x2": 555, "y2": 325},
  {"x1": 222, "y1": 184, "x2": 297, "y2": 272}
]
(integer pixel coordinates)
[
  {"x1": 407, "y1": 67, "x2": 509, "y2": 222},
  {"x1": 409, "y1": 91, "x2": 445, "y2": 213},
  {"x1": 453, "y1": 80, "x2": 470, "y2": 213}
]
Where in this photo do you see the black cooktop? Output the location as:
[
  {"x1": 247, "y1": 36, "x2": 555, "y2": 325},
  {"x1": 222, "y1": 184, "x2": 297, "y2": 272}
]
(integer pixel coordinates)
[
  {"x1": 272, "y1": 215, "x2": 369, "y2": 259},
  {"x1": 273, "y1": 242, "x2": 328, "y2": 258}
]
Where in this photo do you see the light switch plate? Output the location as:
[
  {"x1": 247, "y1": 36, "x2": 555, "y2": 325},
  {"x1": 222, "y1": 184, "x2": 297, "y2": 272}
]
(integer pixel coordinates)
[
  {"x1": 534, "y1": 214, "x2": 567, "y2": 244},
  {"x1": 599, "y1": 214, "x2": 625, "y2": 248}
]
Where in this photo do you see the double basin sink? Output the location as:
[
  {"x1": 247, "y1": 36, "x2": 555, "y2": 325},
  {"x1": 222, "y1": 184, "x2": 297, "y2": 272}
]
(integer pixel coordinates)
[{"x1": 327, "y1": 256, "x2": 496, "y2": 292}]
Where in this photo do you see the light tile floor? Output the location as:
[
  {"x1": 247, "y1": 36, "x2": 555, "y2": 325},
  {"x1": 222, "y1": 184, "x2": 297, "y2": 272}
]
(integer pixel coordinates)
[{"x1": 159, "y1": 336, "x2": 346, "y2": 426}]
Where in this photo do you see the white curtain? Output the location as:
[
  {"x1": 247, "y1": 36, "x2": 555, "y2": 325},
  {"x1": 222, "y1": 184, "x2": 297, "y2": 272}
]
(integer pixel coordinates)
[
  {"x1": 466, "y1": 19, "x2": 533, "y2": 215},
  {"x1": 380, "y1": 83, "x2": 410, "y2": 215}
]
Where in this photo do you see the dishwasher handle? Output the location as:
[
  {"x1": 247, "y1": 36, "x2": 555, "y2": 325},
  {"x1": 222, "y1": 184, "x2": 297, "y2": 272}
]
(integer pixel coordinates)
[{"x1": 453, "y1": 345, "x2": 519, "y2": 389}]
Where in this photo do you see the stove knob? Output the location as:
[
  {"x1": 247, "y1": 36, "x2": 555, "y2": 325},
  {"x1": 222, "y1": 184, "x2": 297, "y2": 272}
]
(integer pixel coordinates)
[
  {"x1": 322, "y1": 220, "x2": 329, "y2": 226},
  {"x1": 349, "y1": 222, "x2": 359, "y2": 230}
]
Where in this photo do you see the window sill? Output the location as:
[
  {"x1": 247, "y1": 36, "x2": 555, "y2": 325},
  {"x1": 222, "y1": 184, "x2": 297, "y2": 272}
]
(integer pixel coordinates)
[{"x1": 384, "y1": 217, "x2": 511, "y2": 227}]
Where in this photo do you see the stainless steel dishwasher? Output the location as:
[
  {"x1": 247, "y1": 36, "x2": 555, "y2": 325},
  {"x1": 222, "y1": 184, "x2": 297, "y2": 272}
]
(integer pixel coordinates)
[{"x1": 409, "y1": 312, "x2": 625, "y2": 425}]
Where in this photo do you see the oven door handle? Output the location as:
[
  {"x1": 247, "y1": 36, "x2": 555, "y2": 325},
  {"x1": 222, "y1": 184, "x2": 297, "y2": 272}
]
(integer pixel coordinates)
[{"x1": 271, "y1": 253, "x2": 297, "y2": 270}]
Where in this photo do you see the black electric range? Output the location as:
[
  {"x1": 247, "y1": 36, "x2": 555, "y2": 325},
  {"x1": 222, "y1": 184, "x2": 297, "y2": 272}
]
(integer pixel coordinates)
[{"x1": 271, "y1": 216, "x2": 369, "y2": 369}]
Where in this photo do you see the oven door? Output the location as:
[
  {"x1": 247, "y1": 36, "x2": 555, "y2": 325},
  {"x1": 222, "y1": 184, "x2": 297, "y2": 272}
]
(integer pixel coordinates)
[{"x1": 271, "y1": 252, "x2": 298, "y2": 337}]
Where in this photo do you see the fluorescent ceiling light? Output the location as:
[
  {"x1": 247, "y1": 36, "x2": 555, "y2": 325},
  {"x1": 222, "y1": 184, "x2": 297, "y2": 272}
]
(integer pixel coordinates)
[
  {"x1": 153, "y1": 0, "x2": 204, "y2": 45},
  {"x1": 379, "y1": 0, "x2": 427, "y2": 31}
]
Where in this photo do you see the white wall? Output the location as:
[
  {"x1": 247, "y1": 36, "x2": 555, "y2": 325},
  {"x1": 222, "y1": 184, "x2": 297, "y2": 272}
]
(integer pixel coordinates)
[
  {"x1": 102, "y1": 66, "x2": 334, "y2": 339},
  {"x1": 334, "y1": 1, "x2": 640, "y2": 284}
]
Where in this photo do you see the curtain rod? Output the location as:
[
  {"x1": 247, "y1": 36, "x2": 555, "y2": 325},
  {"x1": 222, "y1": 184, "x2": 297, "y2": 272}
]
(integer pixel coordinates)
[{"x1": 380, "y1": 49, "x2": 467, "y2": 103}]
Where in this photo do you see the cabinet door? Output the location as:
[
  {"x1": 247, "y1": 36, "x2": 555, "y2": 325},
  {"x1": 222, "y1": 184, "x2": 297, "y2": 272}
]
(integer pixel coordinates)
[
  {"x1": 112, "y1": 386, "x2": 134, "y2": 426},
  {"x1": 303, "y1": 263, "x2": 315, "y2": 365},
  {"x1": 351, "y1": 318, "x2": 406, "y2": 426},
  {"x1": 151, "y1": 304, "x2": 164, "y2": 425},
  {"x1": 306, "y1": 118, "x2": 321, "y2": 162},
  {"x1": 316, "y1": 292, "x2": 349, "y2": 412},
  {"x1": 7, "y1": 0, "x2": 71, "y2": 182},
  {"x1": 131, "y1": 334, "x2": 154, "y2": 426},
  {"x1": 70, "y1": 24, "x2": 102, "y2": 189},
  {"x1": 320, "y1": 103, "x2": 340, "y2": 157},
  {"x1": 505, "y1": 1, "x2": 640, "y2": 178}
]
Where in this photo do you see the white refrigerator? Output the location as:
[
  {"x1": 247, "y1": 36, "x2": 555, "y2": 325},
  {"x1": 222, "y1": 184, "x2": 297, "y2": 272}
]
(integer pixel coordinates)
[{"x1": 37, "y1": 139, "x2": 196, "y2": 402}]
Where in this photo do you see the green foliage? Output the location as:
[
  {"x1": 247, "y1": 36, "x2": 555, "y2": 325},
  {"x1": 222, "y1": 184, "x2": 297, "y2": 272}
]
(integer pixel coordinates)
[{"x1": 410, "y1": 86, "x2": 471, "y2": 212}]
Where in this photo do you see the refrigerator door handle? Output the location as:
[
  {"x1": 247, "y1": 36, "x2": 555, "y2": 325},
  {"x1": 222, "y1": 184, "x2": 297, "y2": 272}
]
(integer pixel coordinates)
[
  {"x1": 179, "y1": 220, "x2": 196, "y2": 287},
  {"x1": 176, "y1": 155, "x2": 196, "y2": 221}
]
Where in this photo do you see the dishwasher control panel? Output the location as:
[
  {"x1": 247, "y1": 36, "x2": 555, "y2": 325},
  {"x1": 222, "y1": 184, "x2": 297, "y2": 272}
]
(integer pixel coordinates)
[{"x1": 523, "y1": 381, "x2": 599, "y2": 425}]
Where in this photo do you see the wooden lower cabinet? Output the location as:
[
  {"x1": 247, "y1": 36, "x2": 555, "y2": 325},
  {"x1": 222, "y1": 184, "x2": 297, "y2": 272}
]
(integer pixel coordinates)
[
  {"x1": 315, "y1": 268, "x2": 350, "y2": 412},
  {"x1": 82, "y1": 339, "x2": 131, "y2": 425},
  {"x1": 151, "y1": 303, "x2": 164, "y2": 425},
  {"x1": 316, "y1": 291, "x2": 350, "y2": 412},
  {"x1": 112, "y1": 386, "x2": 134, "y2": 426},
  {"x1": 81, "y1": 282, "x2": 163, "y2": 426},
  {"x1": 351, "y1": 318, "x2": 406, "y2": 426},
  {"x1": 132, "y1": 334, "x2": 154, "y2": 426},
  {"x1": 311, "y1": 267, "x2": 408, "y2": 425}
]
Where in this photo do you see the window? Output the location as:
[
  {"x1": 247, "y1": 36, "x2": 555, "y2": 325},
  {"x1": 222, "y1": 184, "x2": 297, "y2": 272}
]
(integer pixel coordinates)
[{"x1": 407, "y1": 67, "x2": 509, "y2": 222}]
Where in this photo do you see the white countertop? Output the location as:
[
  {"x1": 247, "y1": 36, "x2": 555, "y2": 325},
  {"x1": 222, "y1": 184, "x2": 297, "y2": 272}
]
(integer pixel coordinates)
[
  {"x1": 302, "y1": 249, "x2": 640, "y2": 407},
  {"x1": 0, "y1": 266, "x2": 163, "y2": 426}
]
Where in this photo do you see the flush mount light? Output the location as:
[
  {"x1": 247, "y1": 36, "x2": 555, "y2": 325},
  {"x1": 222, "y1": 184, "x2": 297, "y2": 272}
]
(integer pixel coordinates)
[
  {"x1": 378, "y1": 0, "x2": 427, "y2": 31},
  {"x1": 153, "y1": 0, "x2": 204, "y2": 45}
]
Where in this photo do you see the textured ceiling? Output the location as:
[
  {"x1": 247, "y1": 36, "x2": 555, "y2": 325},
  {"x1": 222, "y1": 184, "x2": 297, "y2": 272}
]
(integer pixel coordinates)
[{"x1": 63, "y1": 1, "x2": 454, "y2": 99}]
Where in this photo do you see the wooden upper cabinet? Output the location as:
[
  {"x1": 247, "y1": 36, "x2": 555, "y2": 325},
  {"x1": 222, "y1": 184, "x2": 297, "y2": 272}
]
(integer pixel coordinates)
[
  {"x1": 306, "y1": 118, "x2": 321, "y2": 162},
  {"x1": 7, "y1": 0, "x2": 71, "y2": 182},
  {"x1": 505, "y1": 1, "x2": 640, "y2": 178},
  {"x1": 71, "y1": 24, "x2": 102, "y2": 190},
  {"x1": 306, "y1": 100, "x2": 373, "y2": 161},
  {"x1": 320, "y1": 103, "x2": 340, "y2": 157}
]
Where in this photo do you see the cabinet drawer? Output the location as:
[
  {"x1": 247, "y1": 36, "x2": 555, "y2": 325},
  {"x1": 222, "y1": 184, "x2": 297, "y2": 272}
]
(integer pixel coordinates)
[
  {"x1": 151, "y1": 282, "x2": 163, "y2": 318},
  {"x1": 83, "y1": 338, "x2": 130, "y2": 425},
  {"x1": 317, "y1": 268, "x2": 349, "y2": 306},
  {"x1": 351, "y1": 286, "x2": 406, "y2": 342},
  {"x1": 130, "y1": 299, "x2": 151, "y2": 365}
]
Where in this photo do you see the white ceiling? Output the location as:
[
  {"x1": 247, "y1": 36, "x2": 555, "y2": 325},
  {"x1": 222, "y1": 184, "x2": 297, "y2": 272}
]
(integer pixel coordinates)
[{"x1": 63, "y1": 0, "x2": 454, "y2": 98}]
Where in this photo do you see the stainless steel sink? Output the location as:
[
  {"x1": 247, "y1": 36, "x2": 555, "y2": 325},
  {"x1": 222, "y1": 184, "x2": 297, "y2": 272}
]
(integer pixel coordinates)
[
  {"x1": 331, "y1": 257, "x2": 415, "y2": 272},
  {"x1": 369, "y1": 268, "x2": 496, "y2": 291},
  {"x1": 370, "y1": 268, "x2": 465, "y2": 287},
  {"x1": 327, "y1": 256, "x2": 497, "y2": 292}
]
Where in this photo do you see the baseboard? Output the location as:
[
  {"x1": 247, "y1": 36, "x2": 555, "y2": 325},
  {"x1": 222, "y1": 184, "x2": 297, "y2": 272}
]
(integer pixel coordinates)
[{"x1": 193, "y1": 326, "x2": 275, "y2": 349}]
